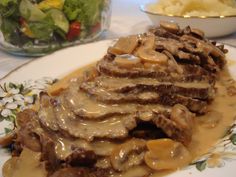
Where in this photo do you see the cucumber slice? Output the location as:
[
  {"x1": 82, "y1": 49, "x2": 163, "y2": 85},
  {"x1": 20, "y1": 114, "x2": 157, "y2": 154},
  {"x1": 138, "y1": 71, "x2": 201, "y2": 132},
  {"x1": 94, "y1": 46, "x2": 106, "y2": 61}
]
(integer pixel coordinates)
[
  {"x1": 46, "y1": 9, "x2": 69, "y2": 33},
  {"x1": 19, "y1": 0, "x2": 46, "y2": 21}
]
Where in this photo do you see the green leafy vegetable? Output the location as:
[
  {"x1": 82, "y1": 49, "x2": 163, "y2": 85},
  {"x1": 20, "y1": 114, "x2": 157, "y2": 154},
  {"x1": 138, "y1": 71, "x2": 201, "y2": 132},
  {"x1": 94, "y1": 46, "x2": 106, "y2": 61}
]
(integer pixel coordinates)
[
  {"x1": 63, "y1": 0, "x2": 104, "y2": 26},
  {"x1": 0, "y1": 0, "x2": 19, "y2": 18},
  {"x1": 19, "y1": 0, "x2": 46, "y2": 21},
  {"x1": 28, "y1": 15, "x2": 55, "y2": 40},
  {"x1": 0, "y1": 0, "x2": 17, "y2": 6},
  {"x1": 46, "y1": 8, "x2": 69, "y2": 33},
  {"x1": 0, "y1": 18, "x2": 20, "y2": 42}
]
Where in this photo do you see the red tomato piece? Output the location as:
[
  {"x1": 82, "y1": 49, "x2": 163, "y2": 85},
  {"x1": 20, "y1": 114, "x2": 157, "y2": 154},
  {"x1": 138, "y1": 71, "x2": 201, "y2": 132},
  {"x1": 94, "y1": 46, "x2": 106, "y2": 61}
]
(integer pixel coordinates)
[{"x1": 66, "y1": 21, "x2": 81, "y2": 41}]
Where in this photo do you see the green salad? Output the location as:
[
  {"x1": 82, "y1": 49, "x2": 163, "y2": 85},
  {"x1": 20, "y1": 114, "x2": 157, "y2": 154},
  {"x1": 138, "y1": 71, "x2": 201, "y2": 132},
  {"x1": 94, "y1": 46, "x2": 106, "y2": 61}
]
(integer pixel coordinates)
[{"x1": 0, "y1": 0, "x2": 107, "y2": 50}]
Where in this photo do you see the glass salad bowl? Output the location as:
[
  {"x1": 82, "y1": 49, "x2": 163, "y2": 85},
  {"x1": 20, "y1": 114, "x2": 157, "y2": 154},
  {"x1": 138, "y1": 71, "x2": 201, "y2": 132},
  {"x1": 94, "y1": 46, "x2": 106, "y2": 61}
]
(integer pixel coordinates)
[{"x1": 0, "y1": 0, "x2": 112, "y2": 56}]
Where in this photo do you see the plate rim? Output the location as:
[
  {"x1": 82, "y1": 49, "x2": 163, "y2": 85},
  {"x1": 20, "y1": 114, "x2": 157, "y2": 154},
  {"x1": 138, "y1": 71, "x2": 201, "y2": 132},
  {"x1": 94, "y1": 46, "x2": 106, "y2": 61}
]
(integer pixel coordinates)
[{"x1": 0, "y1": 40, "x2": 236, "y2": 177}]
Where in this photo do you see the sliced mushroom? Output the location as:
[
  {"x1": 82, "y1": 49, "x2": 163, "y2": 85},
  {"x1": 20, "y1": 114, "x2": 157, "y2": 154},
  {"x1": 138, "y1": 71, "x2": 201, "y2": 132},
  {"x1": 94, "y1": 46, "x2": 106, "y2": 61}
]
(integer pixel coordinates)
[
  {"x1": 209, "y1": 44, "x2": 226, "y2": 60},
  {"x1": 163, "y1": 50, "x2": 183, "y2": 74},
  {"x1": 160, "y1": 21, "x2": 180, "y2": 34},
  {"x1": 110, "y1": 139, "x2": 146, "y2": 171},
  {"x1": 191, "y1": 28, "x2": 205, "y2": 39},
  {"x1": 141, "y1": 33, "x2": 156, "y2": 49},
  {"x1": 144, "y1": 139, "x2": 192, "y2": 171},
  {"x1": 170, "y1": 104, "x2": 194, "y2": 130},
  {"x1": 108, "y1": 35, "x2": 139, "y2": 55},
  {"x1": 137, "y1": 47, "x2": 168, "y2": 64},
  {"x1": 114, "y1": 54, "x2": 141, "y2": 68}
]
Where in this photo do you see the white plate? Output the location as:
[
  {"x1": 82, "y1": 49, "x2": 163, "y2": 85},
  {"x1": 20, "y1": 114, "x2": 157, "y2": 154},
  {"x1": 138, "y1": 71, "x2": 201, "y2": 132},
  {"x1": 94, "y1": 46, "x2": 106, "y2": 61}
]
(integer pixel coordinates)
[{"x1": 0, "y1": 40, "x2": 236, "y2": 177}]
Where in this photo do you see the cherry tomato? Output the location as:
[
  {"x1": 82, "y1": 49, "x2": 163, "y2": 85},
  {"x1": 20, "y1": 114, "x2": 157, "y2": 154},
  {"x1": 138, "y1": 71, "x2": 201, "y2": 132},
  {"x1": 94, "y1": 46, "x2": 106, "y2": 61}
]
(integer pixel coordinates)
[
  {"x1": 91, "y1": 22, "x2": 101, "y2": 34},
  {"x1": 66, "y1": 21, "x2": 81, "y2": 41}
]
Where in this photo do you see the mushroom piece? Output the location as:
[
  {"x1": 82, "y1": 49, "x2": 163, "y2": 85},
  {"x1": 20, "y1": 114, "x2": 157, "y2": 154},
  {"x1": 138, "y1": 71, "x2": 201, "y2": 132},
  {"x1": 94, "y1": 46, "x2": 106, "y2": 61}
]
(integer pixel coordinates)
[
  {"x1": 170, "y1": 104, "x2": 194, "y2": 131},
  {"x1": 114, "y1": 54, "x2": 141, "y2": 68},
  {"x1": 163, "y1": 50, "x2": 183, "y2": 74},
  {"x1": 191, "y1": 28, "x2": 205, "y2": 39},
  {"x1": 137, "y1": 47, "x2": 168, "y2": 64},
  {"x1": 144, "y1": 139, "x2": 192, "y2": 171},
  {"x1": 110, "y1": 139, "x2": 146, "y2": 171},
  {"x1": 141, "y1": 33, "x2": 156, "y2": 49},
  {"x1": 160, "y1": 21, "x2": 180, "y2": 34},
  {"x1": 108, "y1": 35, "x2": 139, "y2": 55}
]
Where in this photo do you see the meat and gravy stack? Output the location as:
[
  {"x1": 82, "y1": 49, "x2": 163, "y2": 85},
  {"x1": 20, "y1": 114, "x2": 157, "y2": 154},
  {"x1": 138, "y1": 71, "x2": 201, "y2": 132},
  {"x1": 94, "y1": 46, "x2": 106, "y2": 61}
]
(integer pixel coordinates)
[{"x1": 2, "y1": 22, "x2": 236, "y2": 177}]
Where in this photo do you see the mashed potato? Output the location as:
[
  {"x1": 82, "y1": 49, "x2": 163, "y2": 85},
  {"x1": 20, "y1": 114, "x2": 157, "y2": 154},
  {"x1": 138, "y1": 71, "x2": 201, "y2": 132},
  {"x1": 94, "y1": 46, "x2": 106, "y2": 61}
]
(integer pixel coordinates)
[{"x1": 147, "y1": 0, "x2": 236, "y2": 16}]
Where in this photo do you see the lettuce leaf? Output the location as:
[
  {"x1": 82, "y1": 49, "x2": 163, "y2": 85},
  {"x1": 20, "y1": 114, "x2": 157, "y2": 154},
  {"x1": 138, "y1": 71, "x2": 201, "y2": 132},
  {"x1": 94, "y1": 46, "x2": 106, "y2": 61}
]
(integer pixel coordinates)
[
  {"x1": 63, "y1": 0, "x2": 104, "y2": 26},
  {"x1": 0, "y1": 0, "x2": 19, "y2": 17},
  {"x1": 0, "y1": 0, "x2": 17, "y2": 6},
  {"x1": 28, "y1": 15, "x2": 55, "y2": 40},
  {"x1": 0, "y1": 18, "x2": 19, "y2": 42}
]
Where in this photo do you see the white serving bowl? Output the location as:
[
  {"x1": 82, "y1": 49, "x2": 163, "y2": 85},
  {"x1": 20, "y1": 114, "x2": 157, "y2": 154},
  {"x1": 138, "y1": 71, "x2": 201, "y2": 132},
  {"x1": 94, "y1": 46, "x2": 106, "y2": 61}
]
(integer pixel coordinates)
[{"x1": 140, "y1": 2, "x2": 236, "y2": 38}]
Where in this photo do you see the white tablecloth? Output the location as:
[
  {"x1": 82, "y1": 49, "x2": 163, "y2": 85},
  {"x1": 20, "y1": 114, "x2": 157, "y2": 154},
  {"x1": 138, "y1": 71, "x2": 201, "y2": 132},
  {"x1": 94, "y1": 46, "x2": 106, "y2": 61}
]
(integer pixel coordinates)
[{"x1": 0, "y1": 0, "x2": 236, "y2": 79}]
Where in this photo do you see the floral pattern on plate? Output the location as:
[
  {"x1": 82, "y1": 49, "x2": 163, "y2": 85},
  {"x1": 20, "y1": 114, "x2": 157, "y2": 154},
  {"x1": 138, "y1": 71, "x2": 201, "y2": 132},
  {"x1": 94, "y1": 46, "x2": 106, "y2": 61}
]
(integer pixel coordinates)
[
  {"x1": 191, "y1": 122, "x2": 236, "y2": 171},
  {"x1": 0, "y1": 77, "x2": 56, "y2": 134}
]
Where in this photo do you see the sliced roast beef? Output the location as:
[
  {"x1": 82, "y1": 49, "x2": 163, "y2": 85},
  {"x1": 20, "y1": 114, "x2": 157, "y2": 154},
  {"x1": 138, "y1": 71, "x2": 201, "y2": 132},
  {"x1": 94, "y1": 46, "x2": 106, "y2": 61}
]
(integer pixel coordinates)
[
  {"x1": 152, "y1": 104, "x2": 194, "y2": 145},
  {"x1": 61, "y1": 83, "x2": 171, "y2": 119},
  {"x1": 54, "y1": 97, "x2": 137, "y2": 141},
  {"x1": 81, "y1": 81, "x2": 207, "y2": 113},
  {"x1": 38, "y1": 92, "x2": 59, "y2": 131},
  {"x1": 81, "y1": 75, "x2": 215, "y2": 100},
  {"x1": 150, "y1": 24, "x2": 226, "y2": 72},
  {"x1": 97, "y1": 58, "x2": 214, "y2": 82}
]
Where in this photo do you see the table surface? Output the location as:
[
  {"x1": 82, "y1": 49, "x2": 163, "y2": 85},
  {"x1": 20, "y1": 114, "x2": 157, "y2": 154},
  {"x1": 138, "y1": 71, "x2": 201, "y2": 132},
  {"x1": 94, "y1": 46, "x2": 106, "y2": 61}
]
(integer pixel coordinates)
[{"x1": 0, "y1": 0, "x2": 236, "y2": 79}]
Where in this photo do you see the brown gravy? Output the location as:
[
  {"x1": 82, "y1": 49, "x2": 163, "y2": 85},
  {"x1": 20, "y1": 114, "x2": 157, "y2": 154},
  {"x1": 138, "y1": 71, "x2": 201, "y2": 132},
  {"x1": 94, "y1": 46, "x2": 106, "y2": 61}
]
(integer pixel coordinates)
[
  {"x1": 3, "y1": 62, "x2": 233, "y2": 177},
  {"x1": 47, "y1": 62, "x2": 236, "y2": 177}
]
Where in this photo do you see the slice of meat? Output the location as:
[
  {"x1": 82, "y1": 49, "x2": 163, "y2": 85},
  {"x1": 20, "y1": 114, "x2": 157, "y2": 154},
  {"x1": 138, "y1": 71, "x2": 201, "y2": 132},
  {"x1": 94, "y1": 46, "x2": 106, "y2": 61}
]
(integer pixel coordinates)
[
  {"x1": 81, "y1": 76, "x2": 215, "y2": 100},
  {"x1": 40, "y1": 134, "x2": 60, "y2": 173},
  {"x1": 152, "y1": 104, "x2": 194, "y2": 145},
  {"x1": 81, "y1": 81, "x2": 208, "y2": 114},
  {"x1": 62, "y1": 83, "x2": 170, "y2": 119},
  {"x1": 38, "y1": 92, "x2": 59, "y2": 131},
  {"x1": 52, "y1": 134, "x2": 121, "y2": 160},
  {"x1": 16, "y1": 109, "x2": 42, "y2": 152},
  {"x1": 97, "y1": 57, "x2": 213, "y2": 82},
  {"x1": 52, "y1": 135, "x2": 93, "y2": 160},
  {"x1": 53, "y1": 97, "x2": 137, "y2": 141},
  {"x1": 65, "y1": 148, "x2": 97, "y2": 167},
  {"x1": 150, "y1": 25, "x2": 226, "y2": 71}
]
